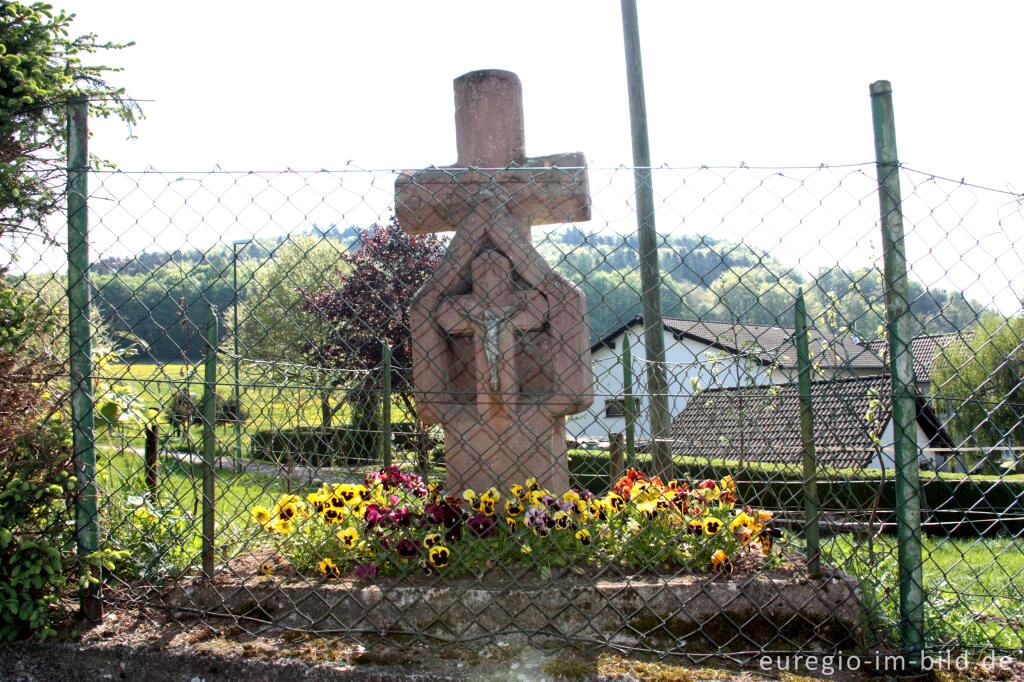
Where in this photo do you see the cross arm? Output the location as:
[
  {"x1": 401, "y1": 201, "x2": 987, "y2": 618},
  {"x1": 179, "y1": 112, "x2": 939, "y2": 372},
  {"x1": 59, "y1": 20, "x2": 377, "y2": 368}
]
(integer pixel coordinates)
[{"x1": 395, "y1": 153, "x2": 590, "y2": 235}]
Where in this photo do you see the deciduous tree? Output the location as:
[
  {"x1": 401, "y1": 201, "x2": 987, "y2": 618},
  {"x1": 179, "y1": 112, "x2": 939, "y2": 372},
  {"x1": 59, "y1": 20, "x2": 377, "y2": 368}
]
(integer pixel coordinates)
[
  {"x1": 300, "y1": 218, "x2": 444, "y2": 430},
  {"x1": 235, "y1": 236, "x2": 346, "y2": 362},
  {"x1": 931, "y1": 314, "x2": 1024, "y2": 449}
]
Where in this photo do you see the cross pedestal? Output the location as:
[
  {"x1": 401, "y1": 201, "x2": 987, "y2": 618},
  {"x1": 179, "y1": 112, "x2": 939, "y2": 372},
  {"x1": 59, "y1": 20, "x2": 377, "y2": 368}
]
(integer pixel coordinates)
[{"x1": 395, "y1": 69, "x2": 593, "y2": 494}]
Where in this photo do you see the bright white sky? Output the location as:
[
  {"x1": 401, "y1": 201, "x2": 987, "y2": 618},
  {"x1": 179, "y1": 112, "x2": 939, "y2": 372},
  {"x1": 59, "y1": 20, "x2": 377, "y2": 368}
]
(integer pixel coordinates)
[
  {"x1": 35, "y1": 1, "x2": 1023, "y2": 311},
  {"x1": 66, "y1": 0, "x2": 1023, "y2": 190}
]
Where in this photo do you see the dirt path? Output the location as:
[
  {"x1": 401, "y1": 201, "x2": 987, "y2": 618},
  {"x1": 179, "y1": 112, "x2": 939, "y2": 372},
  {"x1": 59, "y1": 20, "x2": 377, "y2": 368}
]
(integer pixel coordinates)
[{"x1": 104, "y1": 444, "x2": 367, "y2": 486}]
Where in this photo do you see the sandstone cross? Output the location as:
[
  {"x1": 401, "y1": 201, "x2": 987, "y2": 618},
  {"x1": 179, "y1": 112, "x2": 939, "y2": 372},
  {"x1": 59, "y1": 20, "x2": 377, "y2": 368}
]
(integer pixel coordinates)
[{"x1": 395, "y1": 69, "x2": 593, "y2": 494}]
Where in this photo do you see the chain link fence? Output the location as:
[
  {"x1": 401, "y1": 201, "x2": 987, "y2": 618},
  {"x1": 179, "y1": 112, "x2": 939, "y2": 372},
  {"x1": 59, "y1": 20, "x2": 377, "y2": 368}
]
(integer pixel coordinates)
[{"x1": 4, "y1": 119, "x2": 1024, "y2": 663}]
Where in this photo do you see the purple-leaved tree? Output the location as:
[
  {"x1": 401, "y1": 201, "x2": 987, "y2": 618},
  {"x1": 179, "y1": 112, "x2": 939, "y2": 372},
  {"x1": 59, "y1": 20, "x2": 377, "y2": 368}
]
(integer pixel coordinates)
[{"x1": 300, "y1": 219, "x2": 445, "y2": 455}]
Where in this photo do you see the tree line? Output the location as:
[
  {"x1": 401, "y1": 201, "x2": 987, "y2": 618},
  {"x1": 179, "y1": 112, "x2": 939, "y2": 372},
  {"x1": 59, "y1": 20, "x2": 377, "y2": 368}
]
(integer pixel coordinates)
[{"x1": 87, "y1": 225, "x2": 984, "y2": 362}]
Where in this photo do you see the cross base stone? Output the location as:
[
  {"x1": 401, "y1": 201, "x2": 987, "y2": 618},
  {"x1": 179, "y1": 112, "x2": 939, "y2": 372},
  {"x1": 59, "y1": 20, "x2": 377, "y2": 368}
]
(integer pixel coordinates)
[{"x1": 442, "y1": 406, "x2": 569, "y2": 494}]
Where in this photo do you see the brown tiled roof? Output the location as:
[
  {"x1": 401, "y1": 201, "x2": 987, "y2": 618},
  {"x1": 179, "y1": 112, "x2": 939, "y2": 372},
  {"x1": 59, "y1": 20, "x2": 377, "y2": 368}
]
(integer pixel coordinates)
[
  {"x1": 668, "y1": 374, "x2": 949, "y2": 470},
  {"x1": 593, "y1": 316, "x2": 885, "y2": 371},
  {"x1": 662, "y1": 318, "x2": 884, "y2": 370},
  {"x1": 867, "y1": 333, "x2": 962, "y2": 383}
]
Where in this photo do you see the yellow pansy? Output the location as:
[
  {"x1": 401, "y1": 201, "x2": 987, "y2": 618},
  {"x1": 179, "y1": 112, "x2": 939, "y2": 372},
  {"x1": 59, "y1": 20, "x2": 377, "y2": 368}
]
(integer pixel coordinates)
[
  {"x1": 428, "y1": 545, "x2": 450, "y2": 568},
  {"x1": 480, "y1": 487, "x2": 501, "y2": 505},
  {"x1": 505, "y1": 498, "x2": 524, "y2": 517},
  {"x1": 711, "y1": 550, "x2": 733, "y2": 576},
  {"x1": 337, "y1": 527, "x2": 358, "y2": 548},
  {"x1": 729, "y1": 512, "x2": 755, "y2": 534},
  {"x1": 637, "y1": 501, "x2": 657, "y2": 520},
  {"x1": 318, "y1": 557, "x2": 341, "y2": 580}
]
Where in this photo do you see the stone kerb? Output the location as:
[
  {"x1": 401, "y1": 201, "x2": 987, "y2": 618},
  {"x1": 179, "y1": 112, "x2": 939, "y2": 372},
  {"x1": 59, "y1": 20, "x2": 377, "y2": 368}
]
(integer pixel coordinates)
[{"x1": 166, "y1": 570, "x2": 864, "y2": 653}]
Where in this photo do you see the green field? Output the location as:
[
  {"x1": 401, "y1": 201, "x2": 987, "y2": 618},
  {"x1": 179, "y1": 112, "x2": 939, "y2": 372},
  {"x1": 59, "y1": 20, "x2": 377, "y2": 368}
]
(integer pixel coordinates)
[{"x1": 99, "y1": 361, "x2": 415, "y2": 451}]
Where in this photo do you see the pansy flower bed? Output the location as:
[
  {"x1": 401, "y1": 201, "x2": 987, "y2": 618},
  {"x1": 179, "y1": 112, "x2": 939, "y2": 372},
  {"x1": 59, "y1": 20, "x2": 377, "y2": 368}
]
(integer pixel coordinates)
[{"x1": 249, "y1": 466, "x2": 785, "y2": 580}]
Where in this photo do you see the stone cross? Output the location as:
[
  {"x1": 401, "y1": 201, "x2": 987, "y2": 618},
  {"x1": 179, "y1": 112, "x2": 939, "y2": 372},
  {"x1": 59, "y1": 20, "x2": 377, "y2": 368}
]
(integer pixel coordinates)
[{"x1": 395, "y1": 69, "x2": 593, "y2": 494}]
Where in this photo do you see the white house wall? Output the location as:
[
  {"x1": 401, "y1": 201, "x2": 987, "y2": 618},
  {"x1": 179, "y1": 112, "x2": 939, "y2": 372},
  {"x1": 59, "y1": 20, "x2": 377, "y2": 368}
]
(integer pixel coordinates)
[
  {"x1": 868, "y1": 419, "x2": 932, "y2": 470},
  {"x1": 567, "y1": 325, "x2": 779, "y2": 440}
]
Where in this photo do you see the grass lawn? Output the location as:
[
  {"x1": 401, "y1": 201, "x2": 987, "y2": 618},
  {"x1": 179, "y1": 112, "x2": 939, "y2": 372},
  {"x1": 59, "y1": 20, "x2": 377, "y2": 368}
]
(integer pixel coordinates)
[
  {"x1": 820, "y1": 533, "x2": 1024, "y2": 652},
  {"x1": 96, "y1": 442, "x2": 321, "y2": 581}
]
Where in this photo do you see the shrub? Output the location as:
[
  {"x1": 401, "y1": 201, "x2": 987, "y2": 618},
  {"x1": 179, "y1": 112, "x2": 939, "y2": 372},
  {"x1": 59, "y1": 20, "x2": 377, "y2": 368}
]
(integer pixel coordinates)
[
  {"x1": 0, "y1": 465, "x2": 73, "y2": 640},
  {"x1": 99, "y1": 492, "x2": 200, "y2": 580},
  {"x1": 0, "y1": 282, "x2": 84, "y2": 640},
  {"x1": 164, "y1": 392, "x2": 248, "y2": 436},
  {"x1": 0, "y1": 347, "x2": 73, "y2": 640},
  {"x1": 250, "y1": 423, "x2": 440, "y2": 467}
]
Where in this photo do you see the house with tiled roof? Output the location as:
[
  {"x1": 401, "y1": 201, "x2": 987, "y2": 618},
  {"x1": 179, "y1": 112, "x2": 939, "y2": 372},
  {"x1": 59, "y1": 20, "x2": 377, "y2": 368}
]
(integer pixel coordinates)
[
  {"x1": 668, "y1": 374, "x2": 952, "y2": 470},
  {"x1": 866, "y1": 333, "x2": 962, "y2": 397},
  {"x1": 568, "y1": 315, "x2": 886, "y2": 441}
]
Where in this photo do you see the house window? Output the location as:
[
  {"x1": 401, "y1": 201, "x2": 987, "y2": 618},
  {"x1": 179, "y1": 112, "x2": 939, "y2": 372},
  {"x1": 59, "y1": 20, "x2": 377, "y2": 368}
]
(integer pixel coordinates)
[{"x1": 605, "y1": 398, "x2": 626, "y2": 418}]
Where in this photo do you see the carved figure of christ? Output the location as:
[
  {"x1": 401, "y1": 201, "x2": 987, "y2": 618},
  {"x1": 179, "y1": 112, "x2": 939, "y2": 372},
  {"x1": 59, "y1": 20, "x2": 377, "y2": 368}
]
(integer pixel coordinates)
[{"x1": 436, "y1": 249, "x2": 546, "y2": 413}]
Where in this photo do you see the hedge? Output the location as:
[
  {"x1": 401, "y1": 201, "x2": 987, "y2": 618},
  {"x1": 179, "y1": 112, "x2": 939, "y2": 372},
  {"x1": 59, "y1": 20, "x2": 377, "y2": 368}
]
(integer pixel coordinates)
[
  {"x1": 568, "y1": 450, "x2": 1024, "y2": 537},
  {"x1": 250, "y1": 423, "x2": 438, "y2": 467}
]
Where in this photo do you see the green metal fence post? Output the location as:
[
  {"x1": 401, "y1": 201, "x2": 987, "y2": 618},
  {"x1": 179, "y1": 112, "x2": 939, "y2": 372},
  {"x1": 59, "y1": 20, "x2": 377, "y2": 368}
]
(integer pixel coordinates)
[
  {"x1": 67, "y1": 96, "x2": 101, "y2": 621},
  {"x1": 201, "y1": 304, "x2": 218, "y2": 580},
  {"x1": 870, "y1": 79, "x2": 925, "y2": 663},
  {"x1": 621, "y1": 333, "x2": 637, "y2": 468},
  {"x1": 382, "y1": 342, "x2": 392, "y2": 468},
  {"x1": 231, "y1": 240, "x2": 248, "y2": 473},
  {"x1": 620, "y1": 0, "x2": 672, "y2": 479},
  {"x1": 144, "y1": 422, "x2": 159, "y2": 499},
  {"x1": 794, "y1": 289, "x2": 820, "y2": 573}
]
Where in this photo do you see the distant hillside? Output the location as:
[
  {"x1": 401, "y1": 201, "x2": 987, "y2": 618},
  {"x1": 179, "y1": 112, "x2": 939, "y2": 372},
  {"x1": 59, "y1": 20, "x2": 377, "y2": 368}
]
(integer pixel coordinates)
[
  {"x1": 536, "y1": 229, "x2": 980, "y2": 343},
  {"x1": 88, "y1": 226, "x2": 984, "y2": 361}
]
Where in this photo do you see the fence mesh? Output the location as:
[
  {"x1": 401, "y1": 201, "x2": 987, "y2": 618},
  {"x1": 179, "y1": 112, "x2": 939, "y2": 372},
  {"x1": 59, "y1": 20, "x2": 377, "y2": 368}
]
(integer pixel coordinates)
[{"x1": 4, "y1": 160, "x2": 1024, "y2": 662}]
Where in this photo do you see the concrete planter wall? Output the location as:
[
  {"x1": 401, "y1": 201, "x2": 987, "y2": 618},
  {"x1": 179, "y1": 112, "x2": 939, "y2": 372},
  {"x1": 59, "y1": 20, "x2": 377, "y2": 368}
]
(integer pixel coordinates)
[{"x1": 165, "y1": 569, "x2": 862, "y2": 654}]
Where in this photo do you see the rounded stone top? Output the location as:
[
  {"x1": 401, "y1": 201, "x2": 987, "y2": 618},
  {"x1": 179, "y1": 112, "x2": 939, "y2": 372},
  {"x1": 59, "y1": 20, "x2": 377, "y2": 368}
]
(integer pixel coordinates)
[
  {"x1": 455, "y1": 69, "x2": 522, "y2": 89},
  {"x1": 454, "y1": 69, "x2": 525, "y2": 168}
]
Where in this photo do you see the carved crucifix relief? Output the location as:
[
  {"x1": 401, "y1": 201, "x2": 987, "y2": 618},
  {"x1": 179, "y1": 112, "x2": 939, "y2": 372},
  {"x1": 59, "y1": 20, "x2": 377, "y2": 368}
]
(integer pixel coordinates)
[{"x1": 438, "y1": 249, "x2": 547, "y2": 405}]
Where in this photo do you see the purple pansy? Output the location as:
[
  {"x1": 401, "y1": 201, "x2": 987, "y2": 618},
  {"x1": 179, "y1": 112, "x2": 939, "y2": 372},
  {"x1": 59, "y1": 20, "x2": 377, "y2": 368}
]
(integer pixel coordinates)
[
  {"x1": 467, "y1": 511, "x2": 497, "y2": 538},
  {"x1": 396, "y1": 537, "x2": 420, "y2": 559},
  {"x1": 354, "y1": 563, "x2": 378, "y2": 579}
]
